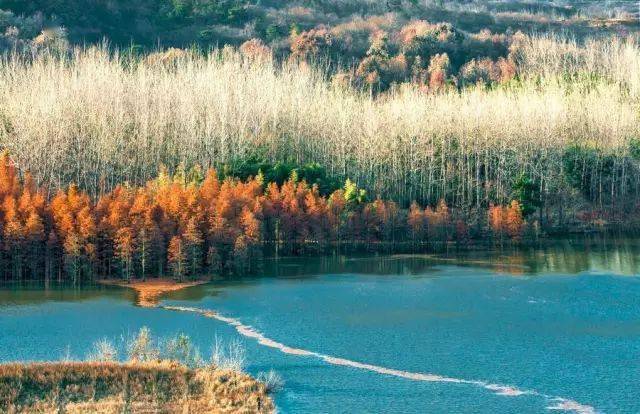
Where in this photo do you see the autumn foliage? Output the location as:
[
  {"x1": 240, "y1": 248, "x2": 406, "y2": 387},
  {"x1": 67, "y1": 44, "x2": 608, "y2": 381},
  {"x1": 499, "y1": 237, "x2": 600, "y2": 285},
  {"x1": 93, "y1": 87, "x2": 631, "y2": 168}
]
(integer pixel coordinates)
[
  {"x1": 488, "y1": 201, "x2": 525, "y2": 240},
  {"x1": 0, "y1": 153, "x2": 529, "y2": 282}
]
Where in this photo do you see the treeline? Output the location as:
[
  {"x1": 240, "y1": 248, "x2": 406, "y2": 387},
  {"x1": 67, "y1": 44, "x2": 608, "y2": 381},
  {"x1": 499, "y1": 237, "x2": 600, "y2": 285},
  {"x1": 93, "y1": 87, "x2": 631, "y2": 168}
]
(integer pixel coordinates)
[
  {"x1": 0, "y1": 0, "x2": 631, "y2": 53},
  {"x1": 0, "y1": 9, "x2": 527, "y2": 94},
  {"x1": 1, "y1": 0, "x2": 635, "y2": 96},
  {"x1": 0, "y1": 153, "x2": 528, "y2": 283},
  {"x1": 1, "y1": 41, "x2": 638, "y2": 223}
]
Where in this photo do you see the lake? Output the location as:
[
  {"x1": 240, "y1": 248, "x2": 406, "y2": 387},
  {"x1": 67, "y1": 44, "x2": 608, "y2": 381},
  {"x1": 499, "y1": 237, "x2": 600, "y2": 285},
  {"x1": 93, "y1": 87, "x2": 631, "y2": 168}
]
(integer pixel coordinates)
[{"x1": 1, "y1": 239, "x2": 640, "y2": 413}]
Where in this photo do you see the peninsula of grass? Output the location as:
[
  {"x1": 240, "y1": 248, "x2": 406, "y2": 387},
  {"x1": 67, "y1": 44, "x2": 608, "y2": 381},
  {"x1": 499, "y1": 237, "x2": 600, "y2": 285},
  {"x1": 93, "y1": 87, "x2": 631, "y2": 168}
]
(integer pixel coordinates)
[
  {"x1": 0, "y1": 361, "x2": 273, "y2": 413},
  {"x1": 99, "y1": 279, "x2": 208, "y2": 307},
  {"x1": 0, "y1": 327, "x2": 279, "y2": 413}
]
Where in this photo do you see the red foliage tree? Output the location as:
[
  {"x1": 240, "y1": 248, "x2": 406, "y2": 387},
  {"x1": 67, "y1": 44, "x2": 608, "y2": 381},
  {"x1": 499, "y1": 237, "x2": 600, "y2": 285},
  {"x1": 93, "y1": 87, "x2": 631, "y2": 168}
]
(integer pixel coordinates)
[{"x1": 167, "y1": 235, "x2": 185, "y2": 281}]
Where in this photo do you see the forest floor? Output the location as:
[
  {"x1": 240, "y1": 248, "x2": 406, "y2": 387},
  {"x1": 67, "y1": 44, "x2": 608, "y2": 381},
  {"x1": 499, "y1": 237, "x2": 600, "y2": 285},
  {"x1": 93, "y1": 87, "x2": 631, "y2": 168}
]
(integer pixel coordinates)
[
  {"x1": 98, "y1": 278, "x2": 208, "y2": 307},
  {"x1": 0, "y1": 361, "x2": 274, "y2": 413}
]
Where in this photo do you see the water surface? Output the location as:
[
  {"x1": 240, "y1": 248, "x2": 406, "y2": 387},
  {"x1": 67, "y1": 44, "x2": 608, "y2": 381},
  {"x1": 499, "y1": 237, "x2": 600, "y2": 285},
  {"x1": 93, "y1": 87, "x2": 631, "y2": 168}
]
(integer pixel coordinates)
[{"x1": 1, "y1": 240, "x2": 639, "y2": 413}]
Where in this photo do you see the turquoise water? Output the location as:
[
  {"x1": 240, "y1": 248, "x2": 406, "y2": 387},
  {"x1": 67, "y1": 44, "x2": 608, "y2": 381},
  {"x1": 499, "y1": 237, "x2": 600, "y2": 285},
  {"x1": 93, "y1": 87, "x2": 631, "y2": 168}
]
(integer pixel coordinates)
[{"x1": 2, "y1": 242, "x2": 640, "y2": 413}]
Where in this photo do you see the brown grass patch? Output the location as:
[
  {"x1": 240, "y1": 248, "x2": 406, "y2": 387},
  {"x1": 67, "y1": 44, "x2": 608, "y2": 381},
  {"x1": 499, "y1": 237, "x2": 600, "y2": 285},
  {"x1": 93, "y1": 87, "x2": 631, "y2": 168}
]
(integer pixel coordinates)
[
  {"x1": 0, "y1": 361, "x2": 273, "y2": 413},
  {"x1": 99, "y1": 279, "x2": 208, "y2": 307}
]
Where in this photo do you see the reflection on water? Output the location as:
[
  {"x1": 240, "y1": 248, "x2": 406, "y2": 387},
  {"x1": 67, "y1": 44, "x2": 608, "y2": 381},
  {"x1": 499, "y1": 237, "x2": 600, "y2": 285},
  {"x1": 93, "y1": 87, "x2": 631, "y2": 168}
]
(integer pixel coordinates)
[
  {"x1": 2, "y1": 237, "x2": 639, "y2": 307},
  {"x1": 455, "y1": 237, "x2": 640, "y2": 276},
  {"x1": 257, "y1": 237, "x2": 640, "y2": 279},
  {"x1": 0, "y1": 283, "x2": 134, "y2": 306},
  {"x1": 0, "y1": 280, "x2": 213, "y2": 307}
]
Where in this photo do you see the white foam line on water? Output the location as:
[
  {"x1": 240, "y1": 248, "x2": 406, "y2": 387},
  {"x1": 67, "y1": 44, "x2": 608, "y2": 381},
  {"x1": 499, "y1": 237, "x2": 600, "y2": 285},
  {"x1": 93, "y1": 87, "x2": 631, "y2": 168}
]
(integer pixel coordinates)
[{"x1": 162, "y1": 305, "x2": 598, "y2": 414}]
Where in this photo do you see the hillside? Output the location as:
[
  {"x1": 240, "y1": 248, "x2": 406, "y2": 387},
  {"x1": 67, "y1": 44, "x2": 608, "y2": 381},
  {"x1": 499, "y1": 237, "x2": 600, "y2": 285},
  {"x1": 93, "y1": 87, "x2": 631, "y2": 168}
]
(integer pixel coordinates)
[{"x1": 0, "y1": 1, "x2": 637, "y2": 54}]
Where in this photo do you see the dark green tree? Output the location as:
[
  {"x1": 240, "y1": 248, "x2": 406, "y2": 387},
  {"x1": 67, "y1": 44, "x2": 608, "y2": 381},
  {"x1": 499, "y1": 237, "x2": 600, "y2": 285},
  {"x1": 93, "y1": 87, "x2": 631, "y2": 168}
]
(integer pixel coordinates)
[{"x1": 512, "y1": 172, "x2": 541, "y2": 217}]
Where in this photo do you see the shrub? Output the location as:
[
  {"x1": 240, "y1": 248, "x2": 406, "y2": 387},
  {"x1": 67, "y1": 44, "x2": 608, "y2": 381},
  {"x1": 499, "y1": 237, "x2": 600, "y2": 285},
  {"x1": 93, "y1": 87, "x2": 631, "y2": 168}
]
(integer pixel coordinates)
[
  {"x1": 239, "y1": 38, "x2": 272, "y2": 61},
  {"x1": 290, "y1": 26, "x2": 332, "y2": 59},
  {"x1": 210, "y1": 336, "x2": 246, "y2": 372},
  {"x1": 87, "y1": 339, "x2": 118, "y2": 362},
  {"x1": 257, "y1": 370, "x2": 284, "y2": 393},
  {"x1": 127, "y1": 327, "x2": 160, "y2": 363},
  {"x1": 164, "y1": 334, "x2": 204, "y2": 368}
]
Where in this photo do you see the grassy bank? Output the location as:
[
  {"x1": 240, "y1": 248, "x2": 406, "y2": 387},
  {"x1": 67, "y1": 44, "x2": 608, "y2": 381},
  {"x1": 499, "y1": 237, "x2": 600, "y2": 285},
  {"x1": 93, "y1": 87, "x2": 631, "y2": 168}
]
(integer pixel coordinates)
[
  {"x1": 0, "y1": 361, "x2": 273, "y2": 413},
  {"x1": 0, "y1": 327, "x2": 278, "y2": 413}
]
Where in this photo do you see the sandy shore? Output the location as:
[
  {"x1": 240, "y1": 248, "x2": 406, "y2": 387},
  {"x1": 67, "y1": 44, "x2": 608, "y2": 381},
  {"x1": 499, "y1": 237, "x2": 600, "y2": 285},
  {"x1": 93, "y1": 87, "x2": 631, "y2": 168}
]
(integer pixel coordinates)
[{"x1": 99, "y1": 279, "x2": 208, "y2": 307}]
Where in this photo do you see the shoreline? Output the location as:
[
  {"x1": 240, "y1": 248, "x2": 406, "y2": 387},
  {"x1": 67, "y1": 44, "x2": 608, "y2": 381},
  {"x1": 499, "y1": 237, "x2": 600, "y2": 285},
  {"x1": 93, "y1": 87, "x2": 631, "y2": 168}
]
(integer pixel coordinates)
[
  {"x1": 98, "y1": 279, "x2": 209, "y2": 307},
  {"x1": 0, "y1": 234, "x2": 635, "y2": 287}
]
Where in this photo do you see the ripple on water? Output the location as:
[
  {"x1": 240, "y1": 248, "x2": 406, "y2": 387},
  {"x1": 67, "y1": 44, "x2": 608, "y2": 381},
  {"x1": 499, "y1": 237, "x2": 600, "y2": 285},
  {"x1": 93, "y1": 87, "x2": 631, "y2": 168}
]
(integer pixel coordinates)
[{"x1": 163, "y1": 305, "x2": 599, "y2": 414}]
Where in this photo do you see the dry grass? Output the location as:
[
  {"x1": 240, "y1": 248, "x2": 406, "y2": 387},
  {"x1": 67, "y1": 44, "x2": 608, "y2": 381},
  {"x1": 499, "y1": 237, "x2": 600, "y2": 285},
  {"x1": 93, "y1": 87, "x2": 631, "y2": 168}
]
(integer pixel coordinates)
[
  {"x1": 0, "y1": 361, "x2": 273, "y2": 413},
  {"x1": 0, "y1": 35, "x2": 638, "y2": 206}
]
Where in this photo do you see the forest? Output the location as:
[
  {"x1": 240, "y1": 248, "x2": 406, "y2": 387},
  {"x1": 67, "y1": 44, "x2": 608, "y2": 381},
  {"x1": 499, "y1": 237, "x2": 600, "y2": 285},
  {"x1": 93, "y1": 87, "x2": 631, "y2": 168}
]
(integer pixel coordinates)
[
  {"x1": 1, "y1": 35, "x2": 639, "y2": 225},
  {"x1": 0, "y1": 2, "x2": 638, "y2": 282},
  {"x1": 0, "y1": 152, "x2": 529, "y2": 283}
]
